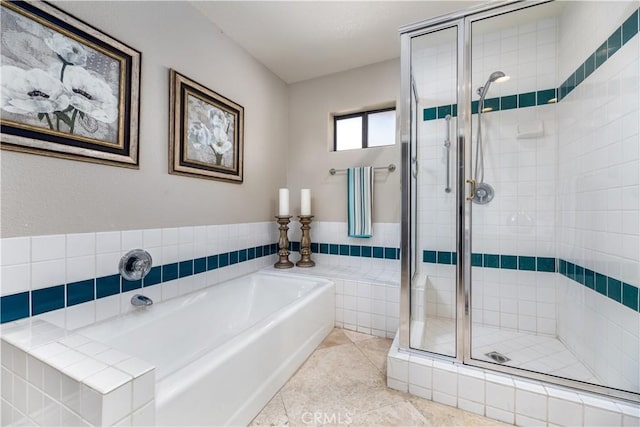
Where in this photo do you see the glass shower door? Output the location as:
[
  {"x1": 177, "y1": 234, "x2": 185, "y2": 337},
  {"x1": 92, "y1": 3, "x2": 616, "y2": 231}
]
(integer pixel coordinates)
[
  {"x1": 409, "y1": 25, "x2": 459, "y2": 357},
  {"x1": 467, "y1": 1, "x2": 640, "y2": 397}
]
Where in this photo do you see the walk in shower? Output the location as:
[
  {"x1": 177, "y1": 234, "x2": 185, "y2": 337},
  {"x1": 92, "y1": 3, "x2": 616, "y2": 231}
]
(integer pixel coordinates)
[{"x1": 400, "y1": 0, "x2": 640, "y2": 402}]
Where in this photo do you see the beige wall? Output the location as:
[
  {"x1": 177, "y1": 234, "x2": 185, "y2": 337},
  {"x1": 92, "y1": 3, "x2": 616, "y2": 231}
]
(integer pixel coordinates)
[
  {"x1": 1, "y1": 1, "x2": 289, "y2": 237},
  {"x1": 286, "y1": 59, "x2": 401, "y2": 223}
]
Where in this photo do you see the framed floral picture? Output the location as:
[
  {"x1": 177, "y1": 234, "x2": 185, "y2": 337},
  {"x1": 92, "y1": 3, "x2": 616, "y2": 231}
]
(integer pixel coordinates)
[
  {"x1": 0, "y1": 1, "x2": 141, "y2": 167},
  {"x1": 169, "y1": 69, "x2": 244, "y2": 183}
]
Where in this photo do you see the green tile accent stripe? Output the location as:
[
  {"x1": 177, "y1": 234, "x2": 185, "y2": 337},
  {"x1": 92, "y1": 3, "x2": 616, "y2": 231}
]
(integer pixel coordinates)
[
  {"x1": 559, "y1": 259, "x2": 639, "y2": 312},
  {"x1": 559, "y1": 7, "x2": 639, "y2": 101},
  {"x1": 422, "y1": 250, "x2": 639, "y2": 313},
  {"x1": 0, "y1": 243, "x2": 280, "y2": 324},
  {"x1": 297, "y1": 241, "x2": 400, "y2": 261},
  {"x1": 423, "y1": 88, "x2": 558, "y2": 121},
  {"x1": 422, "y1": 250, "x2": 555, "y2": 272},
  {"x1": 423, "y1": 7, "x2": 639, "y2": 121}
]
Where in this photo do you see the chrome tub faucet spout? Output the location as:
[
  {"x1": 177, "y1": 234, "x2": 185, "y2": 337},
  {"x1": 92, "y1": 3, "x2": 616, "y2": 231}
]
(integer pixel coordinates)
[{"x1": 131, "y1": 294, "x2": 153, "y2": 307}]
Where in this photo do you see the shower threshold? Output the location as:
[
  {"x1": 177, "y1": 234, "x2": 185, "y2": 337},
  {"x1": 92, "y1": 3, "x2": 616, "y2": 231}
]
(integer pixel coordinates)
[{"x1": 410, "y1": 317, "x2": 600, "y2": 385}]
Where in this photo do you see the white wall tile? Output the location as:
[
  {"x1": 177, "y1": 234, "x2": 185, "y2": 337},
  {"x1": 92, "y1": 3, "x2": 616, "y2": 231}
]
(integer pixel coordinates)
[
  {"x1": 1, "y1": 367, "x2": 12, "y2": 402},
  {"x1": 432, "y1": 362, "x2": 457, "y2": 397},
  {"x1": 142, "y1": 229, "x2": 162, "y2": 248},
  {"x1": 31, "y1": 259, "x2": 65, "y2": 290},
  {"x1": 13, "y1": 374, "x2": 27, "y2": 414},
  {"x1": 66, "y1": 233, "x2": 95, "y2": 258},
  {"x1": 1, "y1": 398, "x2": 12, "y2": 426},
  {"x1": 96, "y1": 252, "x2": 120, "y2": 278},
  {"x1": 27, "y1": 383, "x2": 43, "y2": 425},
  {"x1": 548, "y1": 396, "x2": 583, "y2": 426},
  {"x1": 80, "y1": 383, "x2": 102, "y2": 426},
  {"x1": 102, "y1": 382, "x2": 133, "y2": 426},
  {"x1": 121, "y1": 230, "x2": 143, "y2": 252},
  {"x1": 32, "y1": 235, "x2": 65, "y2": 262},
  {"x1": 1, "y1": 237, "x2": 31, "y2": 266},
  {"x1": 60, "y1": 374, "x2": 81, "y2": 414},
  {"x1": 95, "y1": 294, "x2": 120, "y2": 323},
  {"x1": 458, "y1": 398, "x2": 485, "y2": 417},
  {"x1": 131, "y1": 370, "x2": 154, "y2": 410},
  {"x1": 63, "y1": 358, "x2": 108, "y2": 382},
  {"x1": 132, "y1": 399, "x2": 155, "y2": 426},
  {"x1": 26, "y1": 355, "x2": 43, "y2": 390},
  {"x1": 96, "y1": 232, "x2": 120, "y2": 254},
  {"x1": 66, "y1": 256, "x2": 95, "y2": 284},
  {"x1": 1, "y1": 264, "x2": 31, "y2": 296},
  {"x1": 161, "y1": 228, "x2": 179, "y2": 246},
  {"x1": 458, "y1": 373, "x2": 485, "y2": 404}
]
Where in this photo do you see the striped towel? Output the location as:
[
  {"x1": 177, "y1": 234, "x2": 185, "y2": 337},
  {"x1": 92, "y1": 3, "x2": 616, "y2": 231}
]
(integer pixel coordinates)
[{"x1": 347, "y1": 167, "x2": 373, "y2": 238}]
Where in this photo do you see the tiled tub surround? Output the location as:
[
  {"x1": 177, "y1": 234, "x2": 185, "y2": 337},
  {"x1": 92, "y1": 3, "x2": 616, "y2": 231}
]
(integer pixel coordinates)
[
  {"x1": 2, "y1": 271, "x2": 335, "y2": 427},
  {"x1": 284, "y1": 266, "x2": 400, "y2": 340},
  {"x1": 78, "y1": 271, "x2": 335, "y2": 426},
  {"x1": 387, "y1": 336, "x2": 640, "y2": 427},
  {"x1": 1, "y1": 319, "x2": 155, "y2": 426},
  {"x1": 0, "y1": 222, "x2": 279, "y2": 326},
  {"x1": 286, "y1": 221, "x2": 401, "y2": 339}
]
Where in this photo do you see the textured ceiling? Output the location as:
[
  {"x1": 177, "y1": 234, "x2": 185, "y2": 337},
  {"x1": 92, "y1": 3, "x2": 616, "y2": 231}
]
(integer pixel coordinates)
[{"x1": 191, "y1": 1, "x2": 480, "y2": 84}]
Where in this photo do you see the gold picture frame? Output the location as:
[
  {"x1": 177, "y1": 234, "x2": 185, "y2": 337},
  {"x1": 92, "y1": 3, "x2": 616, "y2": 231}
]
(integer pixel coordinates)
[
  {"x1": 0, "y1": 0, "x2": 141, "y2": 168},
  {"x1": 169, "y1": 69, "x2": 244, "y2": 183}
]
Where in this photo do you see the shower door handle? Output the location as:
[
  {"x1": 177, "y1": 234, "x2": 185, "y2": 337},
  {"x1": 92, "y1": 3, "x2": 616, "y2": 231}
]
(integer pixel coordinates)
[
  {"x1": 466, "y1": 179, "x2": 476, "y2": 201},
  {"x1": 444, "y1": 115, "x2": 452, "y2": 193},
  {"x1": 411, "y1": 157, "x2": 418, "y2": 178}
]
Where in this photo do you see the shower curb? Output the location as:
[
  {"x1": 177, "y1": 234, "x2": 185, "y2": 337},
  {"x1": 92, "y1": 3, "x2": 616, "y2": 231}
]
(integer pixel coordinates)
[{"x1": 387, "y1": 333, "x2": 640, "y2": 426}]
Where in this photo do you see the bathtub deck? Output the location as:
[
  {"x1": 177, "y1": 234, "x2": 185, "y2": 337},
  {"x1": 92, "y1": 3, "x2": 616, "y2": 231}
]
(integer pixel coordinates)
[{"x1": 250, "y1": 328, "x2": 507, "y2": 426}]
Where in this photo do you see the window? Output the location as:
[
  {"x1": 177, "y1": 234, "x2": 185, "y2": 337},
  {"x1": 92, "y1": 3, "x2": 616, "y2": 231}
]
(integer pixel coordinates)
[{"x1": 334, "y1": 107, "x2": 395, "y2": 151}]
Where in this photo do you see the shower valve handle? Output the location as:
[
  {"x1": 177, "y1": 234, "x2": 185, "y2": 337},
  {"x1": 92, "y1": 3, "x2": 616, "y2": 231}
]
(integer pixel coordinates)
[{"x1": 466, "y1": 179, "x2": 476, "y2": 201}]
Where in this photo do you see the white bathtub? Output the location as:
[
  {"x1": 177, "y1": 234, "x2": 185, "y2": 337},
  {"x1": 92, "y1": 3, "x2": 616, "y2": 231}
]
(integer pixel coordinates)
[{"x1": 77, "y1": 270, "x2": 335, "y2": 426}]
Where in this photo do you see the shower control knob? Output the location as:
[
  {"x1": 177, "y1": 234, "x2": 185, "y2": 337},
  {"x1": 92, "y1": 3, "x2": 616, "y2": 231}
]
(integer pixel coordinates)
[
  {"x1": 119, "y1": 249, "x2": 153, "y2": 281},
  {"x1": 473, "y1": 182, "x2": 495, "y2": 205}
]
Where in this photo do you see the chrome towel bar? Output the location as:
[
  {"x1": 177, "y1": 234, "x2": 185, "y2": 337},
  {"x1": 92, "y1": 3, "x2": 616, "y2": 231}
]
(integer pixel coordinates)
[{"x1": 329, "y1": 164, "x2": 396, "y2": 175}]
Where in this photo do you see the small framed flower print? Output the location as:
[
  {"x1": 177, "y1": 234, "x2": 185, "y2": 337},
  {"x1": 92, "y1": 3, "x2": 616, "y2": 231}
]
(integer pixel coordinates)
[
  {"x1": 0, "y1": 1, "x2": 141, "y2": 168},
  {"x1": 169, "y1": 69, "x2": 244, "y2": 183}
]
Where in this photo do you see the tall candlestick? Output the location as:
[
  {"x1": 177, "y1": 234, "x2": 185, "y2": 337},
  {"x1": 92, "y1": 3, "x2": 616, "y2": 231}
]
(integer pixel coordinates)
[
  {"x1": 278, "y1": 188, "x2": 289, "y2": 216},
  {"x1": 301, "y1": 189, "x2": 311, "y2": 216}
]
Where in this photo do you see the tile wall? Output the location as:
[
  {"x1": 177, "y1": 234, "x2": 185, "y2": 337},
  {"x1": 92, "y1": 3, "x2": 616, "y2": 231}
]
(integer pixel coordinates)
[
  {"x1": 413, "y1": 13, "x2": 560, "y2": 334},
  {"x1": 399, "y1": 4, "x2": 640, "y2": 421},
  {"x1": 412, "y1": 26, "x2": 458, "y2": 325},
  {"x1": 0, "y1": 222, "x2": 279, "y2": 327},
  {"x1": 0, "y1": 218, "x2": 401, "y2": 426},
  {"x1": 1, "y1": 319, "x2": 155, "y2": 426},
  {"x1": 556, "y1": 3, "x2": 640, "y2": 393},
  {"x1": 287, "y1": 221, "x2": 401, "y2": 339},
  {"x1": 388, "y1": 335, "x2": 640, "y2": 427}
]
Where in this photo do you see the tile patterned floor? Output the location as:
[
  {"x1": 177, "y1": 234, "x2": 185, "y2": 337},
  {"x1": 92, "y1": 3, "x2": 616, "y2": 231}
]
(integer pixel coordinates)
[
  {"x1": 411, "y1": 317, "x2": 599, "y2": 384},
  {"x1": 250, "y1": 328, "x2": 508, "y2": 426}
]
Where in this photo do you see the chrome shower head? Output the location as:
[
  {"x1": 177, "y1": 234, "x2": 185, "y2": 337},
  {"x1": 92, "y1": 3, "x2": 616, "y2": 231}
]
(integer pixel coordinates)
[
  {"x1": 477, "y1": 71, "x2": 509, "y2": 101},
  {"x1": 488, "y1": 71, "x2": 507, "y2": 83}
]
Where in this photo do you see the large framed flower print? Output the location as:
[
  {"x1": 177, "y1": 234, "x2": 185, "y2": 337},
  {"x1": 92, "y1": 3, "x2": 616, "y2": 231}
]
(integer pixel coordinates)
[
  {"x1": 169, "y1": 69, "x2": 244, "y2": 183},
  {"x1": 0, "y1": 1, "x2": 141, "y2": 167}
]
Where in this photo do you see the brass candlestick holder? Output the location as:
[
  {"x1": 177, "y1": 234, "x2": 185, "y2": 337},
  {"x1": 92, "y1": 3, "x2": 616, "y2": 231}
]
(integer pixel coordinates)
[
  {"x1": 296, "y1": 215, "x2": 315, "y2": 268},
  {"x1": 274, "y1": 215, "x2": 294, "y2": 269}
]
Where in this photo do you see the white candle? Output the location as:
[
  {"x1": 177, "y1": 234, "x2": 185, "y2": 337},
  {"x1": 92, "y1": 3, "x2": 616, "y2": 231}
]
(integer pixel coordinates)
[
  {"x1": 301, "y1": 189, "x2": 311, "y2": 215},
  {"x1": 278, "y1": 188, "x2": 289, "y2": 216}
]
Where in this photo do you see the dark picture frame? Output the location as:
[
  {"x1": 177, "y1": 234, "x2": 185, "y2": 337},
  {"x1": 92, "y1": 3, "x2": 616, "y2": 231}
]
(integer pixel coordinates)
[
  {"x1": 169, "y1": 69, "x2": 244, "y2": 183},
  {"x1": 0, "y1": 0, "x2": 142, "y2": 167}
]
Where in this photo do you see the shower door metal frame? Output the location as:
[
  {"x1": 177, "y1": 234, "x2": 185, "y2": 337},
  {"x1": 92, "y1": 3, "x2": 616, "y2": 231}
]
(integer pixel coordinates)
[{"x1": 399, "y1": 0, "x2": 640, "y2": 403}]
